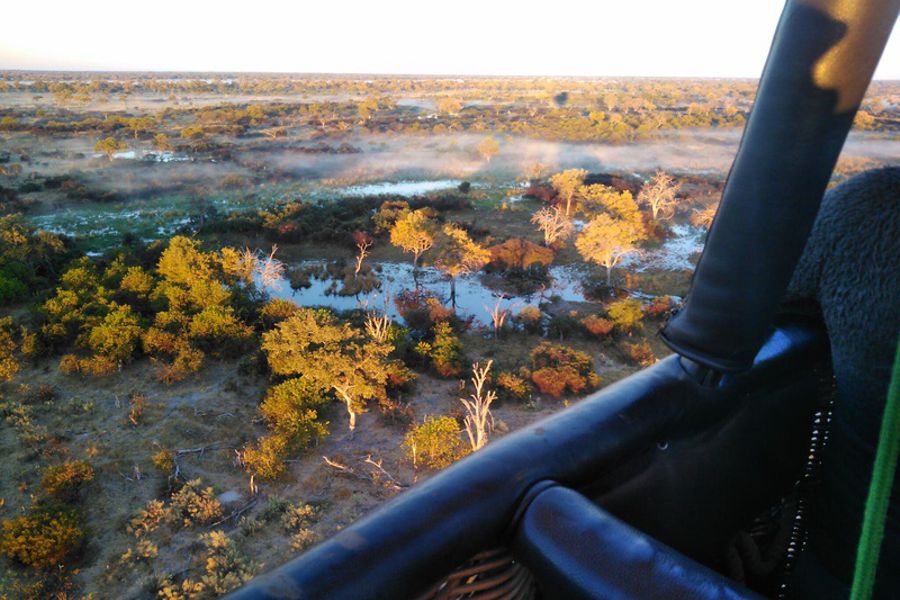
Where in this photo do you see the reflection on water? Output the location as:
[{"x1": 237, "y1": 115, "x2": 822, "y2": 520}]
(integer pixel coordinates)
[{"x1": 265, "y1": 261, "x2": 590, "y2": 327}]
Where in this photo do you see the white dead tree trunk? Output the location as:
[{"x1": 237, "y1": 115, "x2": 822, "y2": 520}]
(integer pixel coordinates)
[
  {"x1": 354, "y1": 238, "x2": 372, "y2": 279},
  {"x1": 460, "y1": 360, "x2": 497, "y2": 451},
  {"x1": 363, "y1": 293, "x2": 393, "y2": 343},
  {"x1": 484, "y1": 295, "x2": 516, "y2": 339}
]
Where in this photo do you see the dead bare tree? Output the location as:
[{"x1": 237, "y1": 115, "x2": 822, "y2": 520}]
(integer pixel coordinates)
[
  {"x1": 483, "y1": 295, "x2": 517, "y2": 339},
  {"x1": 531, "y1": 206, "x2": 574, "y2": 246},
  {"x1": 637, "y1": 171, "x2": 680, "y2": 221},
  {"x1": 460, "y1": 360, "x2": 497, "y2": 451},
  {"x1": 363, "y1": 292, "x2": 393, "y2": 343},
  {"x1": 353, "y1": 232, "x2": 374, "y2": 279},
  {"x1": 258, "y1": 245, "x2": 286, "y2": 289}
]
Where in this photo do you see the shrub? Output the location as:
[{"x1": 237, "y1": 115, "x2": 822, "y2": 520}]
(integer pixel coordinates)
[
  {"x1": 157, "y1": 531, "x2": 254, "y2": 598},
  {"x1": 58, "y1": 353, "x2": 118, "y2": 376},
  {"x1": 290, "y1": 529, "x2": 320, "y2": 552},
  {"x1": 581, "y1": 314, "x2": 614, "y2": 338},
  {"x1": 40, "y1": 460, "x2": 94, "y2": 501},
  {"x1": 127, "y1": 500, "x2": 168, "y2": 537},
  {"x1": 415, "y1": 321, "x2": 464, "y2": 378},
  {"x1": 0, "y1": 317, "x2": 20, "y2": 382},
  {"x1": 607, "y1": 298, "x2": 644, "y2": 333},
  {"x1": 0, "y1": 506, "x2": 85, "y2": 569},
  {"x1": 59, "y1": 354, "x2": 81, "y2": 375},
  {"x1": 153, "y1": 449, "x2": 175, "y2": 472},
  {"x1": 643, "y1": 296, "x2": 673, "y2": 319},
  {"x1": 547, "y1": 313, "x2": 580, "y2": 340},
  {"x1": 403, "y1": 415, "x2": 468, "y2": 470},
  {"x1": 188, "y1": 306, "x2": 253, "y2": 357},
  {"x1": 487, "y1": 239, "x2": 554, "y2": 271},
  {"x1": 169, "y1": 479, "x2": 223, "y2": 527},
  {"x1": 86, "y1": 303, "x2": 143, "y2": 363},
  {"x1": 281, "y1": 503, "x2": 318, "y2": 533},
  {"x1": 623, "y1": 341, "x2": 655, "y2": 367},
  {"x1": 158, "y1": 346, "x2": 205, "y2": 384},
  {"x1": 529, "y1": 342, "x2": 600, "y2": 399},
  {"x1": 394, "y1": 289, "x2": 455, "y2": 332},
  {"x1": 258, "y1": 378, "x2": 329, "y2": 451},
  {"x1": 0, "y1": 271, "x2": 28, "y2": 305},
  {"x1": 259, "y1": 299, "x2": 300, "y2": 328},
  {"x1": 496, "y1": 371, "x2": 531, "y2": 402},
  {"x1": 241, "y1": 434, "x2": 289, "y2": 480},
  {"x1": 515, "y1": 305, "x2": 544, "y2": 334},
  {"x1": 119, "y1": 539, "x2": 159, "y2": 564}
]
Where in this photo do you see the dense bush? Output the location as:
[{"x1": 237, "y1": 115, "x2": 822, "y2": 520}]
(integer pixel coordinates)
[
  {"x1": 0, "y1": 316, "x2": 21, "y2": 382},
  {"x1": 0, "y1": 506, "x2": 85, "y2": 569},
  {"x1": 487, "y1": 238, "x2": 554, "y2": 271},
  {"x1": 394, "y1": 289, "x2": 456, "y2": 332},
  {"x1": 403, "y1": 415, "x2": 468, "y2": 470},
  {"x1": 495, "y1": 371, "x2": 531, "y2": 402},
  {"x1": 547, "y1": 313, "x2": 580, "y2": 340},
  {"x1": 606, "y1": 298, "x2": 644, "y2": 333},
  {"x1": 415, "y1": 321, "x2": 464, "y2": 377},
  {"x1": 643, "y1": 296, "x2": 674, "y2": 319},
  {"x1": 169, "y1": 479, "x2": 223, "y2": 527},
  {"x1": 623, "y1": 341, "x2": 655, "y2": 367},
  {"x1": 529, "y1": 342, "x2": 600, "y2": 399},
  {"x1": 515, "y1": 305, "x2": 544, "y2": 335},
  {"x1": 40, "y1": 460, "x2": 94, "y2": 501},
  {"x1": 581, "y1": 314, "x2": 614, "y2": 338},
  {"x1": 241, "y1": 434, "x2": 290, "y2": 480},
  {"x1": 157, "y1": 530, "x2": 255, "y2": 599}
]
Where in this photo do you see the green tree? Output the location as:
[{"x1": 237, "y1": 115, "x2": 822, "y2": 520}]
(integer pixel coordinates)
[
  {"x1": 94, "y1": 136, "x2": 126, "y2": 160},
  {"x1": 476, "y1": 136, "x2": 500, "y2": 162},
  {"x1": 86, "y1": 303, "x2": 143, "y2": 364},
  {"x1": 390, "y1": 209, "x2": 436, "y2": 268},
  {"x1": 433, "y1": 224, "x2": 490, "y2": 307},
  {"x1": 550, "y1": 168, "x2": 587, "y2": 216},
  {"x1": 575, "y1": 214, "x2": 642, "y2": 287},
  {"x1": 262, "y1": 309, "x2": 391, "y2": 431},
  {"x1": 403, "y1": 415, "x2": 467, "y2": 470}
]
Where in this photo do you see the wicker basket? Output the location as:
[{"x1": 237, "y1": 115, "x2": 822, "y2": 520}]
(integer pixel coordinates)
[{"x1": 417, "y1": 547, "x2": 537, "y2": 600}]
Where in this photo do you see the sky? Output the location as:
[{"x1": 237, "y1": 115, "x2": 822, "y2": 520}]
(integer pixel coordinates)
[{"x1": 1, "y1": 0, "x2": 897, "y2": 78}]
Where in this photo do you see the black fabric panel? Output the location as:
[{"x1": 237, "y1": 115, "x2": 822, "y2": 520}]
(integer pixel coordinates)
[{"x1": 785, "y1": 167, "x2": 900, "y2": 599}]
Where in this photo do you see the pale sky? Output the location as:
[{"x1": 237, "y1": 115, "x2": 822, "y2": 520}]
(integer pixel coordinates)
[{"x1": 1, "y1": 0, "x2": 897, "y2": 78}]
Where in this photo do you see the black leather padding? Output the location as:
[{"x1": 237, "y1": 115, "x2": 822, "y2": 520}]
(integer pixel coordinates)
[
  {"x1": 512, "y1": 485, "x2": 764, "y2": 600},
  {"x1": 661, "y1": 1, "x2": 896, "y2": 372}
]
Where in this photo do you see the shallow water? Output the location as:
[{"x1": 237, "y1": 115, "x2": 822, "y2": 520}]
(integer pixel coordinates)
[
  {"x1": 337, "y1": 179, "x2": 462, "y2": 197},
  {"x1": 265, "y1": 261, "x2": 591, "y2": 327},
  {"x1": 622, "y1": 225, "x2": 705, "y2": 272}
]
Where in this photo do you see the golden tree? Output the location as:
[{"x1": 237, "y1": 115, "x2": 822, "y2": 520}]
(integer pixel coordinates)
[
  {"x1": 549, "y1": 168, "x2": 587, "y2": 216},
  {"x1": 262, "y1": 309, "x2": 391, "y2": 431},
  {"x1": 437, "y1": 97, "x2": 463, "y2": 115},
  {"x1": 476, "y1": 136, "x2": 500, "y2": 162},
  {"x1": 579, "y1": 184, "x2": 641, "y2": 224},
  {"x1": 390, "y1": 209, "x2": 436, "y2": 268},
  {"x1": 575, "y1": 214, "x2": 642, "y2": 287},
  {"x1": 637, "y1": 171, "x2": 680, "y2": 220},
  {"x1": 94, "y1": 136, "x2": 126, "y2": 160},
  {"x1": 433, "y1": 224, "x2": 490, "y2": 307}
]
